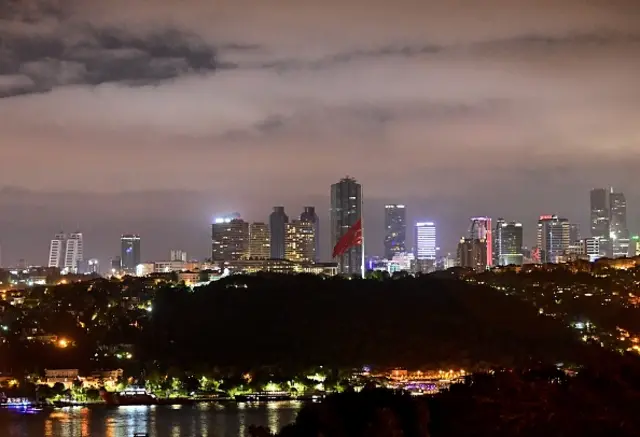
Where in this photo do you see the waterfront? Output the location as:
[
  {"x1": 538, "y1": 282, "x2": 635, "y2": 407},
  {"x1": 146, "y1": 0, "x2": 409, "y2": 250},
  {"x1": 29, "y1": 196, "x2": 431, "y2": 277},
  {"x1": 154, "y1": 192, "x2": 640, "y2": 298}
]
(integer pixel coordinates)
[{"x1": 0, "y1": 401, "x2": 302, "y2": 437}]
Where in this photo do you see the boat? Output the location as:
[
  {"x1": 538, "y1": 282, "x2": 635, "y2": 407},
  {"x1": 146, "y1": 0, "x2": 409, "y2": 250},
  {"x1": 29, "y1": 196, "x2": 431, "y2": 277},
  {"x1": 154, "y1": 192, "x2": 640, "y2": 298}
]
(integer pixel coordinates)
[
  {"x1": 100, "y1": 386, "x2": 157, "y2": 406},
  {"x1": 235, "y1": 391, "x2": 293, "y2": 402}
]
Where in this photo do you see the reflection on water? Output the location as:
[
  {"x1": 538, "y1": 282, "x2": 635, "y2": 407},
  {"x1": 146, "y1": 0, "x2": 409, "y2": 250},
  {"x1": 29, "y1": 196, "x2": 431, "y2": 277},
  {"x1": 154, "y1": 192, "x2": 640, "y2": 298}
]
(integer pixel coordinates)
[{"x1": 0, "y1": 401, "x2": 302, "y2": 437}]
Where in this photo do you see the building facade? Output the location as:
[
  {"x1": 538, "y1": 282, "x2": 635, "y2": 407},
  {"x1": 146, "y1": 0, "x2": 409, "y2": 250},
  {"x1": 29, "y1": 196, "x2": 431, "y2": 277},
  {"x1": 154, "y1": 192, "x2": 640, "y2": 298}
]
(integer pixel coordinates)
[
  {"x1": 211, "y1": 218, "x2": 249, "y2": 261},
  {"x1": 415, "y1": 222, "x2": 436, "y2": 260},
  {"x1": 300, "y1": 206, "x2": 320, "y2": 262},
  {"x1": 285, "y1": 220, "x2": 316, "y2": 262},
  {"x1": 330, "y1": 177, "x2": 363, "y2": 275},
  {"x1": 48, "y1": 232, "x2": 84, "y2": 274},
  {"x1": 120, "y1": 234, "x2": 141, "y2": 273},
  {"x1": 384, "y1": 204, "x2": 407, "y2": 259},
  {"x1": 536, "y1": 215, "x2": 570, "y2": 264},
  {"x1": 269, "y1": 207, "x2": 289, "y2": 259},
  {"x1": 457, "y1": 238, "x2": 487, "y2": 271},
  {"x1": 469, "y1": 217, "x2": 492, "y2": 267},
  {"x1": 494, "y1": 219, "x2": 523, "y2": 266},
  {"x1": 590, "y1": 188, "x2": 610, "y2": 256},
  {"x1": 248, "y1": 222, "x2": 270, "y2": 259},
  {"x1": 609, "y1": 190, "x2": 629, "y2": 258}
]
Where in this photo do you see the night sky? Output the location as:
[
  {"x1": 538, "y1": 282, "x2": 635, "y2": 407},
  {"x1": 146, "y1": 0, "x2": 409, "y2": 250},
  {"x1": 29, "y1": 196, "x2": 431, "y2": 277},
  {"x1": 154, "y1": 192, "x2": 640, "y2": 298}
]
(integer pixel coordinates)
[{"x1": 1, "y1": 0, "x2": 639, "y2": 266}]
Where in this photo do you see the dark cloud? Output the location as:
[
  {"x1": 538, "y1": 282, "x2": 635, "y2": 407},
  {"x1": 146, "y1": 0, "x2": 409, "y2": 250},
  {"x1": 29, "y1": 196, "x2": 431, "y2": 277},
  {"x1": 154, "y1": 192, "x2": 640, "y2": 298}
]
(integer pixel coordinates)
[{"x1": 0, "y1": 20, "x2": 217, "y2": 97}]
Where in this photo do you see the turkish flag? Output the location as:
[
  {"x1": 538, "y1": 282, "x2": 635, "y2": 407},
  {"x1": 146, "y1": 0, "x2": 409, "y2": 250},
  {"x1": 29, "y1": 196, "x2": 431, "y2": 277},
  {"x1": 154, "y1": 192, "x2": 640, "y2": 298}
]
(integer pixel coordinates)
[{"x1": 332, "y1": 218, "x2": 363, "y2": 258}]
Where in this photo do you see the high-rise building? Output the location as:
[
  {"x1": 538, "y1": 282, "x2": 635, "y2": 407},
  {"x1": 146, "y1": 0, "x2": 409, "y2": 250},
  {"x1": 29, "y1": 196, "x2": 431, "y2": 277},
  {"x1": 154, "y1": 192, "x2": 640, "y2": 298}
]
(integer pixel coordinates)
[
  {"x1": 590, "y1": 188, "x2": 610, "y2": 252},
  {"x1": 384, "y1": 204, "x2": 406, "y2": 259},
  {"x1": 583, "y1": 238, "x2": 601, "y2": 262},
  {"x1": 457, "y1": 238, "x2": 487, "y2": 271},
  {"x1": 469, "y1": 217, "x2": 492, "y2": 267},
  {"x1": 48, "y1": 232, "x2": 83, "y2": 273},
  {"x1": 48, "y1": 232, "x2": 66, "y2": 269},
  {"x1": 630, "y1": 236, "x2": 640, "y2": 257},
  {"x1": 494, "y1": 220, "x2": 523, "y2": 266},
  {"x1": 170, "y1": 250, "x2": 188, "y2": 262},
  {"x1": 300, "y1": 206, "x2": 320, "y2": 262},
  {"x1": 64, "y1": 232, "x2": 83, "y2": 273},
  {"x1": 330, "y1": 177, "x2": 363, "y2": 275},
  {"x1": 415, "y1": 222, "x2": 436, "y2": 260},
  {"x1": 212, "y1": 218, "x2": 249, "y2": 261},
  {"x1": 285, "y1": 220, "x2": 316, "y2": 262},
  {"x1": 248, "y1": 222, "x2": 270, "y2": 259},
  {"x1": 609, "y1": 189, "x2": 629, "y2": 258},
  {"x1": 269, "y1": 207, "x2": 289, "y2": 259},
  {"x1": 537, "y1": 215, "x2": 570, "y2": 263},
  {"x1": 569, "y1": 223, "x2": 580, "y2": 243},
  {"x1": 87, "y1": 258, "x2": 100, "y2": 274},
  {"x1": 120, "y1": 234, "x2": 141, "y2": 273}
]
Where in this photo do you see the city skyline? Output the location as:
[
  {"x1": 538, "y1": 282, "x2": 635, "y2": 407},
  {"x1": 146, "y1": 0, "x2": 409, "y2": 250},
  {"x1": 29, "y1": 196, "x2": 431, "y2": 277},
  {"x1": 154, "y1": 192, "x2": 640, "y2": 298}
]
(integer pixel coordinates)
[
  {"x1": 1, "y1": 0, "x2": 639, "y2": 266},
  {"x1": 0, "y1": 185, "x2": 639, "y2": 268}
]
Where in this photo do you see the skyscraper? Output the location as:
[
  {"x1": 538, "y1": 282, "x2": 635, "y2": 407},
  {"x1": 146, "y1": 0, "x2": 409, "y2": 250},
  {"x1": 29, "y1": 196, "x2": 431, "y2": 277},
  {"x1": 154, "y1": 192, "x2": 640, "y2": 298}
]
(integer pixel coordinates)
[
  {"x1": 609, "y1": 189, "x2": 629, "y2": 258},
  {"x1": 330, "y1": 177, "x2": 363, "y2": 275},
  {"x1": 285, "y1": 220, "x2": 316, "y2": 262},
  {"x1": 170, "y1": 250, "x2": 188, "y2": 262},
  {"x1": 64, "y1": 232, "x2": 84, "y2": 273},
  {"x1": 212, "y1": 218, "x2": 249, "y2": 261},
  {"x1": 48, "y1": 232, "x2": 66, "y2": 269},
  {"x1": 469, "y1": 217, "x2": 492, "y2": 267},
  {"x1": 590, "y1": 188, "x2": 610, "y2": 238},
  {"x1": 457, "y1": 238, "x2": 487, "y2": 271},
  {"x1": 300, "y1": 206, "x2": 320, "y2": 262},
  {"x1": 494, "y1": 220, "x2": 523, "y2": 266},
  {"x1": 384, "y1": 204, "x2": 406, "y2": 259},
  {"x1": 120, "y1": 234, "x2": 141, "y2": 273},
  {"x1": 248, "y1": 222, "x2": 270, "y2": 259},
  {"x1": 269, "y1": 207, "x2": 289, "y2": 259},
  {"x1": 537, "y1": 215, "x2": 570, "y2": 263},
  {"x1": 48, "y1": 231, "x2": 83, "y2": 273},
  {"x1": 415, "y1": 222, "x2": 436, "y2": 260}
]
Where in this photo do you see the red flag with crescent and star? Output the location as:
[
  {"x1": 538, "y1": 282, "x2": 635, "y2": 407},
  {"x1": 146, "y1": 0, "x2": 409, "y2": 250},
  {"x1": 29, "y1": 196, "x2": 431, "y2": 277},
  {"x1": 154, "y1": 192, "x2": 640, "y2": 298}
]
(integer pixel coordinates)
[{"x1": 332, "y1": 218, "x2": 362, "y2": 258}]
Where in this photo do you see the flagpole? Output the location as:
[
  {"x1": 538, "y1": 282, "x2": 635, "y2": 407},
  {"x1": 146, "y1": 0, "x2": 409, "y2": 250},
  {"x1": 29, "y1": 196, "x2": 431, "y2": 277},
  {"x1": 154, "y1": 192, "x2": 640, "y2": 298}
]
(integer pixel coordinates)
[{"x1": 361, "y1": 183, "x2": 365, "y2": 279}]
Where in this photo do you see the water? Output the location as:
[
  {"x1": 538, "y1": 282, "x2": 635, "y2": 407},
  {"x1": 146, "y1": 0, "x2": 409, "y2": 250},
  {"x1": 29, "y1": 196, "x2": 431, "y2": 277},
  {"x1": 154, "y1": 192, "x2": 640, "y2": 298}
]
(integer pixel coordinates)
[{"x1": 0, "y1": 401, "x2": 303, "y2": 437}]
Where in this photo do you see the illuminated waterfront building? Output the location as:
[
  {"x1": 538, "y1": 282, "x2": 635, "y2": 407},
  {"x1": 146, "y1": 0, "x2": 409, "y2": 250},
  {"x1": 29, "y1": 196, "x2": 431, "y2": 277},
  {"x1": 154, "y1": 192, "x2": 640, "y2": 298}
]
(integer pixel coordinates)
[
  {"x1": 248, "y1": 222, "x2": 270, "y2": 259},
  {"x1": 211, "y1": 217, "x2": 249, "y2": 261},
  {"x1": 384, "y1": 205, "x2": 407, "y2": 259},
  {"x1": 285, "y1": 220, "x2": 316, "y2": 262}
]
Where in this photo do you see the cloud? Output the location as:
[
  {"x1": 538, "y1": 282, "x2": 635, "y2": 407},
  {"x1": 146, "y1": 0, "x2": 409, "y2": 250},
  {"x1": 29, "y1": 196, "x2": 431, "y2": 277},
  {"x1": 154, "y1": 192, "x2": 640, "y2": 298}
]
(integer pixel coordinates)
[{"x1": 0, "y1": 13, "x2": 218, "y2": 97}]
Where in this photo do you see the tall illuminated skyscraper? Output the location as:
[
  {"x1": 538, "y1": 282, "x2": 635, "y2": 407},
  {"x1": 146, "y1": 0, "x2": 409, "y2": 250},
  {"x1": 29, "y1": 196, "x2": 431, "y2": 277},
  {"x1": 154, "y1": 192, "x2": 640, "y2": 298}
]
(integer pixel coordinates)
[
  {"x1": 120, "y1": 234, "x2": 141, "y2": 273},
  {"x1": 537, "y1": 215, "x2": 569, "y2": 263},
  {"x1": 212, "y1": 218, "x2": 249, "y2": 261},
  {"x1": 469, "y1": 217, "x2": 492, "y2": 267},
  {"x1": 48, "y1": 231, "x2": 83, "y2": 273},
  {"x1": 330, "y1": 177, "x2": 362, "y2": 275},
  {"x1": 494, "y1": 219, "x2": 523, "y2": 266},
  {"x1": 248, "y1": 222, "x2": 270, "y2": 260},
  {"x1": 590, "y1": 188, "x2": 609, "y2": 238},
  {"x1": 415, "y1": 222, "x2": 436, "y2": 260},
  {"x1": 384, "y1": 204, "x2": 406, "y2": 259},
  {"x1": 609, "y1": 189, "x2": 629, "y2": 258},
  {"x1": 269, "y1": 207, "x2": 289, "y2": 259},
  {"x1": 285, "y1": 220, "x2": 316, "y2": 262},
  {"x1": 300, "y1": 207, "x2": 320, "y2": 262}
]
